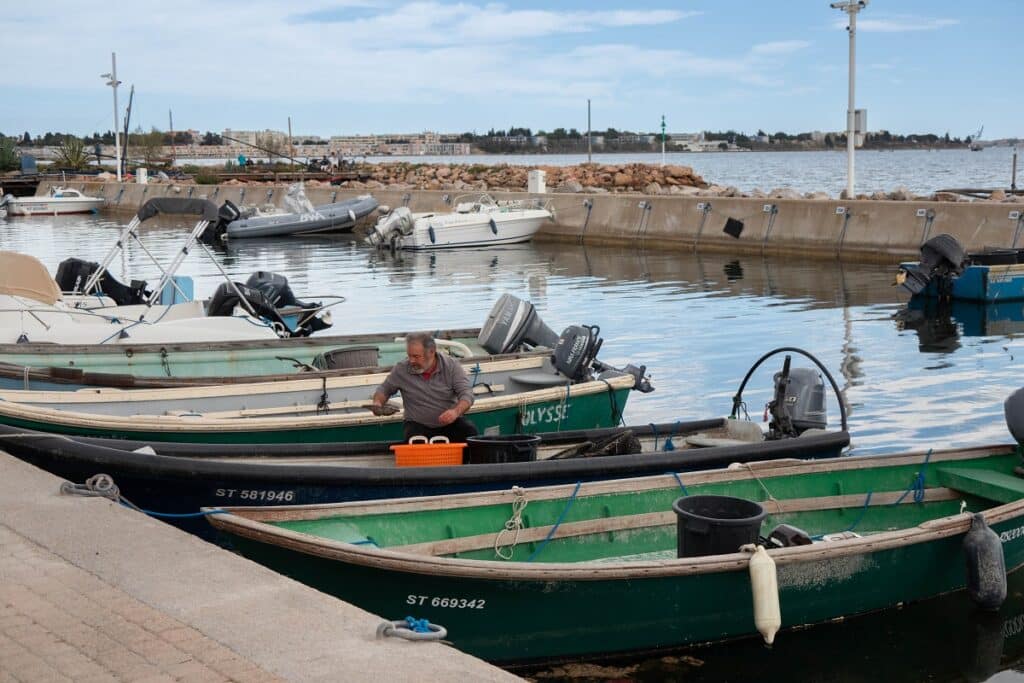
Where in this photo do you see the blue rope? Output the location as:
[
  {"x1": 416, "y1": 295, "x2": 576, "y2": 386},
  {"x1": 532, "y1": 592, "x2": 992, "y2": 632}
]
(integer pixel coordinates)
[
  {"x1": 890, "y1": 448, "x2": 933, "y2": 506},
  {"x1": 404, "y1": 617, "x2": 432, "y2": 633},
  {"x1": 811, "y1": 490, "x2": 873, "y2": 540},
  {"x1": 121, "y1": 502, "x2": 226, "y2": 518},
  {"x1": 352, "y1": 537, "x2": 380, "y2": 547},
  {"x1": 470, "y1": 363, "x2": 481, "y2": 387},
  {"x1": 670, "y1": 472, "x2": 689, "y2": 495},
  {"x1": 526, "y1": 482, "x2": 582, "y2": 562},
  {"x1": 649, "y1": 423, "x2": 659, "y2": 451},
  {"x1": 663, "y1": 420, "x2": 682, "y2": 452}
]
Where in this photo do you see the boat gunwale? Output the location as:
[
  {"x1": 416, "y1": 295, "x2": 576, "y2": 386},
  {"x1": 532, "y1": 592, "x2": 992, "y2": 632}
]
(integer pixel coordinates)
[
  {"x1": 0, "y1": 421, "x2": 850, "y2": 485},
  {"x1": 0, "y1": 350, "x2": 545, "y2": 389},
  {"x1": 205, "y1": 443, "x2": 1024, "y2": 581},
  {"x1": 0, "y1": 327, "x2": 483, "y2": 355},
  {"x1": 0, "y1": 355, "x2": 551, "y2": 403},
  {"x1": 0, "y1": 371, "x2": 636, "y2": 432}
]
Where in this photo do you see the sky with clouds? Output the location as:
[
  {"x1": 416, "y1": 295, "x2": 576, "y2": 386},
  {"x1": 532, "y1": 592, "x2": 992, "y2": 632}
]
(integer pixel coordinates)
[{"x1": 2, "y1": 0, "x2": 1019, "y2": 139}]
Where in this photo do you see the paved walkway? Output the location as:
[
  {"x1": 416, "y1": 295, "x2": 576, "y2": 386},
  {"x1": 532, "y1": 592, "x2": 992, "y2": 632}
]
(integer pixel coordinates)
[{"x1": 0, "y1": 452, "x2": 518, "y2": 683}]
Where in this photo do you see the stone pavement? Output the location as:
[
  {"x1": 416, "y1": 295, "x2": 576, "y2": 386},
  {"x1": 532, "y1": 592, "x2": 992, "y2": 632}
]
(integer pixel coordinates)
[
  {"x1": 1, "y1": 526, "x2": 281, "y2": 683},
  {"x1": 0, "y1": 452, "x2": 519, "y2": 683}
]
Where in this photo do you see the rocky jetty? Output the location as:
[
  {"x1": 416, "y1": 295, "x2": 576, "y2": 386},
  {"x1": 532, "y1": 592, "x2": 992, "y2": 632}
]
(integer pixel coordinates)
[
  {"x1": 330, "y1": 162, "x2": 709, "y2": 194},
  {"x1": 89, "y1": 165, "x2": 1023, "y2": 202}
]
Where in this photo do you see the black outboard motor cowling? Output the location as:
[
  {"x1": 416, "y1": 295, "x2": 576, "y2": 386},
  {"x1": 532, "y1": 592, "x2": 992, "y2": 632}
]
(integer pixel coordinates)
[
  {"x1": 478, "y1": 293, "x2": 559, "y2": 354},
  {"x1": 1004, "y1": 388, "x2": 1024, "y2": 445},
  {"x1": 552, "y1": 324, "x2": 602, "y2": 381},
  {"x1": 207, "y1": 282, "x2": 290, "y2": 335},
  {"x1": 200, "y1": 201, "x2": 240, "y2": 243},
  {"x1": 769, "y1": 366, "x2": 827, "y2": 437},
  {"x1": 55, "y1": 257, "x2": 149, "y2": 306},
  {"x1": 245, "y1": 271, "x2": 308, "y2": 308},
  {"x1": 899, "y1": 234, "x2": 968, "y2": 296}
]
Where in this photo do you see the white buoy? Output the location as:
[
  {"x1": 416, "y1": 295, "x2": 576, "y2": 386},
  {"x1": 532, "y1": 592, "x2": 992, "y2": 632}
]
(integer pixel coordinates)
[{"x1": 749, "y1": 545, "x2": 781, "y2": 644}]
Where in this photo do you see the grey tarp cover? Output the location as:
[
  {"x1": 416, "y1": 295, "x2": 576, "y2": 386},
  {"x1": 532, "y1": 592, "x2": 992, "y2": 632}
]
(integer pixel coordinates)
[{"x1": 136, "y1": 198, "x2": 219, "y2": 223}]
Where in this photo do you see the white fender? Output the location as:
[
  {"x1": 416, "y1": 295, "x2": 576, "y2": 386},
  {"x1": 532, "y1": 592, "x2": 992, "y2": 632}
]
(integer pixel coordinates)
[{"x1": 749, "y1": 545, "x2": 781, "y2": 644}]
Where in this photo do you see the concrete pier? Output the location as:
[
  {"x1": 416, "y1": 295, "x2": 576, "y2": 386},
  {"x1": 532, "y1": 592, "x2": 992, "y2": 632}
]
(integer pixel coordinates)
[
  {"x1": 0, "y1": 452, "x2": 518, "y2": 682},
  {"x1": 42, "y1": 180, "x2": 1024, "y2": 264}
]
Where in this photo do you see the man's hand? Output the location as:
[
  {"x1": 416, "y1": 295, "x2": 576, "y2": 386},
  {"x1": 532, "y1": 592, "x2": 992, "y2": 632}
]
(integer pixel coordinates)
[
  {"x1": 438, "y1": 408, "x2": 459, "y2": 425},
  {"x1": 370, "y1": 402, "x2": 400, "y2": 416}
]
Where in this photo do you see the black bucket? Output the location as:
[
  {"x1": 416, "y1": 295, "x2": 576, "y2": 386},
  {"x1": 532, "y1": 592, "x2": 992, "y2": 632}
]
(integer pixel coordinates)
[
  {"x1": 672, "y1": 495, "x2": 767, "y2": 558},
  {"x1": 312, "y1": 346, "x2": 379, "y2": 370},
  {"x1": 465, "y1": 434, "x2": 541, "y2": 464}
]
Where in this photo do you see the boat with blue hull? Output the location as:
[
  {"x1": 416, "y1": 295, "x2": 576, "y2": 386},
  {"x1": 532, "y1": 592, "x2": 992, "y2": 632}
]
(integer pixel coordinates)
[
  {"x1": 0, "y1": 419, "x2": 850, "y2": 540},
  {"x1": 897, "y1": 234, "x2": 1024, "y2": 302}
]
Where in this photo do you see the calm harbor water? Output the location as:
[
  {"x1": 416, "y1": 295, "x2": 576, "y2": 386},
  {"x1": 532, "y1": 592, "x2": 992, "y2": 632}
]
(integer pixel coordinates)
[
  {"x1": 189, "y1": 147, "x2": 1019, "y2": 196},
  {"x1": 4, "y1": 210, "x2": 1024, "y2": 680}
]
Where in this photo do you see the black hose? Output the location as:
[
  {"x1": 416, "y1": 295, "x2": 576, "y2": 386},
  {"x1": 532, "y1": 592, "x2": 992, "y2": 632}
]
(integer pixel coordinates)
[{"x1": 729, "y1": 346, "x2": 848, "y2": 432}]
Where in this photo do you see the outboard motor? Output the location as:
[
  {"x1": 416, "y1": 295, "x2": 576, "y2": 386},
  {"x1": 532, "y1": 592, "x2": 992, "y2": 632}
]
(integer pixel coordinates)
[
  {"x1": 1004, "y1": 387, "x2": 1024, "y2": 445},
  {"x1": 897, "y1": 234, "x2": 968, "y2": 296},
  {"x1": 244, "y1": 271, "x2": 331, "y2": 336},
  {"x1": 55, "y1": 257, "x2": 149, "y2": 305},
  {"x1": 200, "y1": 201, "x2": 240, "y2": 243},
  {"x1": 366, "y1": 207, "x2": 414, "y2": 248},
  {"x1": 478, "y1": 293, "x2": 560, "y2": 354},
  {"x1": 207, "y1": 282, "x2": 290, "y2": 336},
  {"x1": 552, "y1": 324, "x2": 602, "y2": 381},
  {"x1": 767, "y1": 355, "x2": 827, "y2": 439}
]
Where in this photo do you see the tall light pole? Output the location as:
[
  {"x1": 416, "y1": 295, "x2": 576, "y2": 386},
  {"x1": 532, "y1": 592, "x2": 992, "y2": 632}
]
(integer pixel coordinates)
[
  {"x1": 831, "y1": 1, "x2": 867, "y2": 199},
  {"x1": 100, "y1": 53, "x2": 122, "y2": 181},
  {"x1": 587, "y1": 99, "x2": 592, "y2": 163}
]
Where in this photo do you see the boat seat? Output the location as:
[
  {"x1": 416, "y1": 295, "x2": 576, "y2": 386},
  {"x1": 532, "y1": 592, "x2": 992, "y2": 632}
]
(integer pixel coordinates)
[
  {"x1": 509, "y1": 370, "x2": 571, "y2": 389},
  {"x1": 935, "y1": 466, "x2": 1024, "y2": 504}
]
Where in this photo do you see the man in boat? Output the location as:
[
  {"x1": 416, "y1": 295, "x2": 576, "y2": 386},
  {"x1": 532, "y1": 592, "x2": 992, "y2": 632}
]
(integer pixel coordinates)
[{"x1": 370, "y1": 332, "x2": 478, "y2": 442}]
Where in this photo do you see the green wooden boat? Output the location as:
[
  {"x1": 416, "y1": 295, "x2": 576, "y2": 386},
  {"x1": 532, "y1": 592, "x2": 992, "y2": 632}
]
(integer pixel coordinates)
[
  {"x1": 0, "y1": 356, "x2": 637, "y2": 444},
  {"x1": 0, "y1": 292, "x2": 572, "y2": 381},
  {"x1": 209, "y1": 444, "x2": 1024, "y2": 665},
  {"x1": 0, "y1": 328, "x2": 484, "y2": 380}
]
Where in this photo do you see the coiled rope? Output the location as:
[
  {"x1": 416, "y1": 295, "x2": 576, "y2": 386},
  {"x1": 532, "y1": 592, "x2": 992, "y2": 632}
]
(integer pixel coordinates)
[
  {"x1": 494, "y1": 486, "x2": 527, "y2": 560},
  {"x1": 60, "y1": 473, "x2": 226, "y2": 518}
]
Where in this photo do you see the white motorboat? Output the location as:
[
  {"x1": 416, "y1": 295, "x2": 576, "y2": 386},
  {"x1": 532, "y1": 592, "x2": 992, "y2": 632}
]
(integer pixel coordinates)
[
  {"x1": 366, "y1": 193, "x2": 552, "y2": 250},
  {"x1": 0, "y1": 198, "x2": 335, "y2": 345},
  {"x1": 0, "y1": 187, "x2": 104, "y2": 216}
]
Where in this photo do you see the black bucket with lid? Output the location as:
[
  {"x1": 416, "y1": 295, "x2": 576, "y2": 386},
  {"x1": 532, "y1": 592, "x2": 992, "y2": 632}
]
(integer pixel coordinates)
[
  {"x1": 465, "y1": 434, "x2": 541, "y2": 464},
  {"x1": 672, "y1": 495, "x2": 767, "y2": 557}
]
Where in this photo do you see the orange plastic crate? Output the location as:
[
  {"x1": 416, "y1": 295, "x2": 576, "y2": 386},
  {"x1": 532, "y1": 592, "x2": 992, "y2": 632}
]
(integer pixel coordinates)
[{"x1": 390, "y1": 439, "x2": 466, "y2": 467}]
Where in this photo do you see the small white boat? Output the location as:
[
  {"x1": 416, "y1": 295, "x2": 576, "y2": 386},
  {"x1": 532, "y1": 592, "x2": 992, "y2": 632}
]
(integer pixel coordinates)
[
  {"x1": 0, "y1": 198, "x2": 335, "y2": 345},
  {"x1": 366, "y1": 193, "x2": 552, "y2": 250},
  {"x1": 0, "y1": 187, "x2": 104, "y2": 216}
]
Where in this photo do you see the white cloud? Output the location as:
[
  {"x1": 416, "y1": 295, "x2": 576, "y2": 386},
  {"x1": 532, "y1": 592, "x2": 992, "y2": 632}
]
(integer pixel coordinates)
[
  {"x1": 751, "y1": 40, "x2": 812, "y2": 56},
  {"x1": 2, "y1": 1, "x2": 813, "y2": 132},
  {"x1": 832, "y1": 15, "x2": 959, "y2": 33}
]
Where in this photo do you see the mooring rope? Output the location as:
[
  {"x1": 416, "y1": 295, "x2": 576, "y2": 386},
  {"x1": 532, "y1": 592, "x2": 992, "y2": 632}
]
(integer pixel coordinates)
[
  {"x1": 60, "y1": 473, "x2": 225, "y2": 518},
  {"x1": 494, "y1": 486, "x2": 527, "y2": 560}
]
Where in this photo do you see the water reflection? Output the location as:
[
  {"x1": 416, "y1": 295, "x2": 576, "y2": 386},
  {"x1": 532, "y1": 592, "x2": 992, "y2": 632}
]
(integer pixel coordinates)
[
  {"x1": 530, "y1": 571, "x2": 1024, "y2": 682},
  {"x1": 3, "y1": 212, "x2": 1024, "y2": 454}
]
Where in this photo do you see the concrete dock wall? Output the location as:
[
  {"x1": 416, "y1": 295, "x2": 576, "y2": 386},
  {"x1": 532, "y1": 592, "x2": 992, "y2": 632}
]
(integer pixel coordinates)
[{"x1": 42, "y1": 180, "x2": 1024, "y2": 264}]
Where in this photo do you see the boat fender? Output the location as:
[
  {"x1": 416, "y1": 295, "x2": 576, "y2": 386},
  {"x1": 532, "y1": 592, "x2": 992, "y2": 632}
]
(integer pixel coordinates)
[
  {"x1": 348, "y1": 209, "x2": 356, "y2": 224},
  {"x1": 746, "y1": 544, "x2": 781, "y2": 644},
  {"x1": 489, "y1": 217, "x2": 498, "y2": 235},
  {"x1": 964, "y1": 513, "x2": 1007, "y2": 611},
  {"x1": 428, "y1": 224, "x2": 436, "y2": 244}
]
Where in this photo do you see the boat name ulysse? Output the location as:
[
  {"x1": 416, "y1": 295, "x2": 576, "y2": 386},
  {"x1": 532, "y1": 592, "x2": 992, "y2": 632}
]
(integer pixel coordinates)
[
  {"x1": 406, "y1": 595, "x2": 487, "y2": 609},
  {"x1": 215, "y1": 488, "x2": 296, "y2": 502},
  {"x1": 520, "y1": 403, "x2": 570, "y2": 426},
  {"x1": 999, "y1": 525, "x2": 1024, "y2": 543}
]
